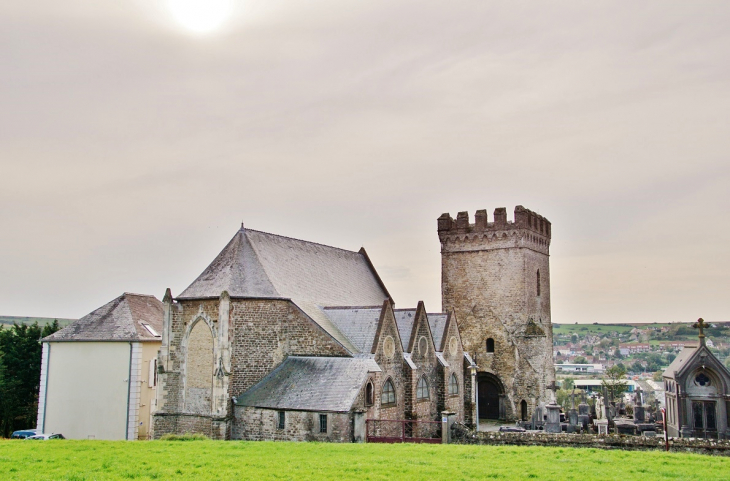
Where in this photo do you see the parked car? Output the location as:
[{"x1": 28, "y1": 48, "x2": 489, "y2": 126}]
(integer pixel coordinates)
[
  {"x1": 11, "y1": 429, "x2": 42, "y2": 439},
  {"x1": 26, "y1": 433, "x2": 65, "y2": 440}
]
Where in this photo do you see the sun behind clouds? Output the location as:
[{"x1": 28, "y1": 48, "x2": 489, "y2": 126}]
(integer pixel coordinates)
[{"x1": 166, "y1": 0, "x2": 234, "y2": 34}]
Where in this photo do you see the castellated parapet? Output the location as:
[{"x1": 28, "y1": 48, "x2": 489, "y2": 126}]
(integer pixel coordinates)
[
  {"x1": 438, "y1": 206, "x2": 551, "y2": 256},
  {"x1": 439, "y1": 205, "x2": 555, "y2": 423}
]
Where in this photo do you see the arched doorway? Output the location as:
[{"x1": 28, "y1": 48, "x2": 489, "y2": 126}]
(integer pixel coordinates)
[{"x1": 477, "y1": 372, "x2": 504, "y2": 420}]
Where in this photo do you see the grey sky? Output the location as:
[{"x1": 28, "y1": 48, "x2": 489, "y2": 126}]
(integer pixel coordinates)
[{"x1": 1, "y1": 1, "x2": 728, "y2": 323}]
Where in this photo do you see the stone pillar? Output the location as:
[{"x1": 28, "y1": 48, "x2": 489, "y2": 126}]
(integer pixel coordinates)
[
  {"x1": 545, "y1": 401, "x2": 561, "y2": 433},
  {"x1": 441, "y1": 411, "x2": 456, "y2": 444}
]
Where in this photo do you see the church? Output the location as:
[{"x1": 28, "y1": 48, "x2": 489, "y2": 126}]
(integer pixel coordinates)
[{"x1": 152, "y1": 204, "x2": 555, "y2": 441}]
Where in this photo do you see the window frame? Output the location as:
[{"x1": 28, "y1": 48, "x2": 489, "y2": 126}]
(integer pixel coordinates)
[
  {"x1": 319, "y1": 414, "x2": 328, "y2": 434},
  {"x1": 277, "y1": 411, "x2": 285, "y2": 430},
  {"x1": 381, "y1": 378, "x2": 396, "y2": 406},
  {"x1": 416, "y1": 375, "x2": 430, "y2": 401},
  {"x1": 448, "y1": 373, "x2": 459, "y2": 396},
  {"x1": 365, "y1": 381, "x2": 374, "y2": 406}
]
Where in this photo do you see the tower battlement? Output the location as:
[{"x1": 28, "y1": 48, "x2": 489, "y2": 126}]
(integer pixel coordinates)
[{"x1": 437, "y1": 205, "x2": 551, "y2": 239}]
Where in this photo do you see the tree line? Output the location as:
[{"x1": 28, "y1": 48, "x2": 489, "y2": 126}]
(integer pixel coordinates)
[{"x1": 0, "y1": 321, "x2": 60, "y2": 437}]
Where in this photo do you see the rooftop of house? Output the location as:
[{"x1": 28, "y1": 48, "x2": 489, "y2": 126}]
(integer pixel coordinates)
[{"x1": 43, "y1": 293, "x2": 163, "y2": 342}]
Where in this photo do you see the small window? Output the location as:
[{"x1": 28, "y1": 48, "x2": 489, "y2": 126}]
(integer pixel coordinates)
[
  {"x1": 319, "y1": 414, "x2": 327, "y2": 433},
  {"x1": 141, "y1": 323, "x2": 160, "y2": 337},
  {"x1": 536, "y1": 270, "x2": 541, "y2": 297},
  {"x1": 148, "y1": 359, "x2": 157, "y2": 388},
  {"x1": 448, "y1": 373, "x2": 459, "y2": 395},
  {"x1": 366, "y1": 381, "x2": 374, "y2": 406},
  {"x1": 381, "y1": 379, "x2": 396, "y2": 405},
  {"x1": 486, "y1": 338, "x2": 495, "y2": 353},
  {"x1": 416, "y1": 376, "x2": 429, "y2": 400},
  {"x1": 278, "y1": 411, "x2": 285, "y2": 430}
]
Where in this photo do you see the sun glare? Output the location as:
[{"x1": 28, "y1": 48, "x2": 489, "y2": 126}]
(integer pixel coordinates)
[{"x1": 166, "y1": 0, "x2": 233, "y2": 34}]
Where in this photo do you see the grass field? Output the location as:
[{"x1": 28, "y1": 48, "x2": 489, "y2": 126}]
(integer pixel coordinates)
[{"x1": 1, "y1": 440, "x2": 728, "y2": 480}]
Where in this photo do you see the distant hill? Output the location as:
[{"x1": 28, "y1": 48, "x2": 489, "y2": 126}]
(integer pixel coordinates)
[{"x1": 0, "y1": 316, "x2": 75, "y2": 327}]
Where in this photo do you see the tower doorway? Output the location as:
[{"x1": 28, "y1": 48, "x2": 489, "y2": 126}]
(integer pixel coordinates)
[{"x1": 477, "y1": 372, "x2": 504, "y2": 420}]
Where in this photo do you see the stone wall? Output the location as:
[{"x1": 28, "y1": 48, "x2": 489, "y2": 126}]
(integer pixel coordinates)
[
  {"x1": 153, "y1": 412, "x2": 228, "y2": 440},
  {"x1": 451, "y1": 425, "x2": 730, "y2": 456},
  {"x1": 439, "y1": 206, "x2": 555, "y2": 421},
  {"x1": 229, "y1": 299, "x2": 350, "y2": 399},
  {"x1": 233, "y1": 407, "x2": 352, "y2": 442}
]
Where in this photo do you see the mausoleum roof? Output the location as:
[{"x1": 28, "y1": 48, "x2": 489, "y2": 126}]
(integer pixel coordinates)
[
  {"x1": 44, "y1": 293, "x2": 163, "y2": 342},
  {"x1": 236, "y1": 356, "x2": 380, "y2": 412}
]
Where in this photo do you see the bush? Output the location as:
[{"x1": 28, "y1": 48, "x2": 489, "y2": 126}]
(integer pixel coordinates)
[{"x1": 159, "y1": 432, "x2": 209, "y2": 441}]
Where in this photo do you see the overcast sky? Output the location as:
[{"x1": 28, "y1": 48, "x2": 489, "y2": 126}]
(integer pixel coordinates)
[{"x1": 1, "y1": 1, "x2": 728, "y2": 324}]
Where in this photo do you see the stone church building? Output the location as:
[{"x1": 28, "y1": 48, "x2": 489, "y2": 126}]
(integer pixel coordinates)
[{"x1": 152, "y1": 205, "x2": 555, "y2": 441}]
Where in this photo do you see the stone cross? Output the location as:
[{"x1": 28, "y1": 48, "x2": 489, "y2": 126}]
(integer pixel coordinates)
[{"x1": 693, "y1": 318, "x2": 707, "y2": 345}]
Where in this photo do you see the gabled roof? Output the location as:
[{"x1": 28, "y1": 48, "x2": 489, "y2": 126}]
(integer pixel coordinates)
[
  {"x1": 44, "y1": 293, "x2": 163, "y2": 342},
  {"x1": 236, "y1": 356, "x2": 380, "y2": 412},
  {"x1": 393, "y1": 309, "x2": 416, "y2": 351},
  {"x1": 177, "y1": 227, "x2": 391, "y2": 354},
  {"x1": 393, "y1": 305, "x2": 444, "y2": 353},
  {"x1": 427, "y1": 313, "x2": 449, "y2": 351},
  {"x1": 320, "y1": 306, "x2": 383, "y2": 355},
  {"x1": 663, "y1": 342, "x2": 730, "y2": 381},
  {"x1": 178, "y1": 228, "x2": 390, "y2": 306}
]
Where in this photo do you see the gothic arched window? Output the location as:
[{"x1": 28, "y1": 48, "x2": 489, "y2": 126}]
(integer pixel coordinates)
[
  {"x1": 381, "y1": 379, "x2": 396, "y2": 405},
  {"x1": 417, "y1": 376, "x2": 430, "y2": 400},
  {"x1": 448, "y1": 373, "x2": 459, "y2": 395},
  {"x1": 366, "y1": 381, "x2": 374, "y2": 406}
]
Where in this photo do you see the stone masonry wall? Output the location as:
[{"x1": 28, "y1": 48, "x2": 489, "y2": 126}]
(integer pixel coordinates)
[
  {"x1": 451, "y1": 425, "x2": 730, "y2": 456},
  {"x1": 234, "y1": 407, "x2": 352, "y2": 442},
  {"x1": 228, "y1": 299, "x2": 350, "y2": 399},
  {"x1": 439, "y1": 207, "x2": 555, "y2": 422}
]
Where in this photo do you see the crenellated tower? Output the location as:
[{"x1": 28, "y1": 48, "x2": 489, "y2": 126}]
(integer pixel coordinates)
[{"x1": 438, "y1": 206, "x2": 555, "y2": 423}]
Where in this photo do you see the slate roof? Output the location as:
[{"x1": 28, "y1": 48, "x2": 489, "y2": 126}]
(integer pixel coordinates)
[
  {"x1": 320, "y1": 307, "x2": 383, "y2": 354},
  {"x1": 44, "y1": 293, "x2": 163, "y2": 342},
  {"x1": 393, "y1": 309, "x2": 416, "y2": 351},
  {"x1": 663, "y1": 345, "x2": 698, "y2": 378},
  {"x1": 236, "y1": 356, "x2": 381, "y2": 412},
  {"x1": 392, "y1": 309, "x2": 447, "y2": 353},
  {"x1": 178, "y1": 228, "x2": 389, "y2": 305},
  {"x1": 427, "y1": 313, "x2": 448, "y2": 351},
  {"x1": 177, "y1": 228, "x2": 390, "y2": 353}
]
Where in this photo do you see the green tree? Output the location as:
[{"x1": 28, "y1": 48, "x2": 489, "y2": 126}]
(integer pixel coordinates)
[
  {"x1": 0, "y1": 321, "x2": 61, "y2": 437},
  {"x1": 573, "y1": 356, "x2": 588, "y2": 364},
  {"x1": 652, "y1": 370, "x2": 663, "y2": 382},
  {"x1": 601, "y1": 365, "x2": 628, "y2": 403},
  {"x1": 562, "y1": 377, "x2": 575, "y2": 390}
]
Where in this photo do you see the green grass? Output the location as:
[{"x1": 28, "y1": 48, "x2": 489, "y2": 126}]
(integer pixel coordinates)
[
  {"x1": 553, "y1": 323, "x2": 637, "y2": 335},
  {"x1": 0, "y1": 440, "x2": 727, "y2": 480}
]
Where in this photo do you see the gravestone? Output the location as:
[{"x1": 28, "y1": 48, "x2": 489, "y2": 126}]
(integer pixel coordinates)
[
  {"x1": 544, "y1": 382, "x2": 561, "y2": 433},
  {"x1": 633, "y1": 387, "x2": 645, "y2": 423}
]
